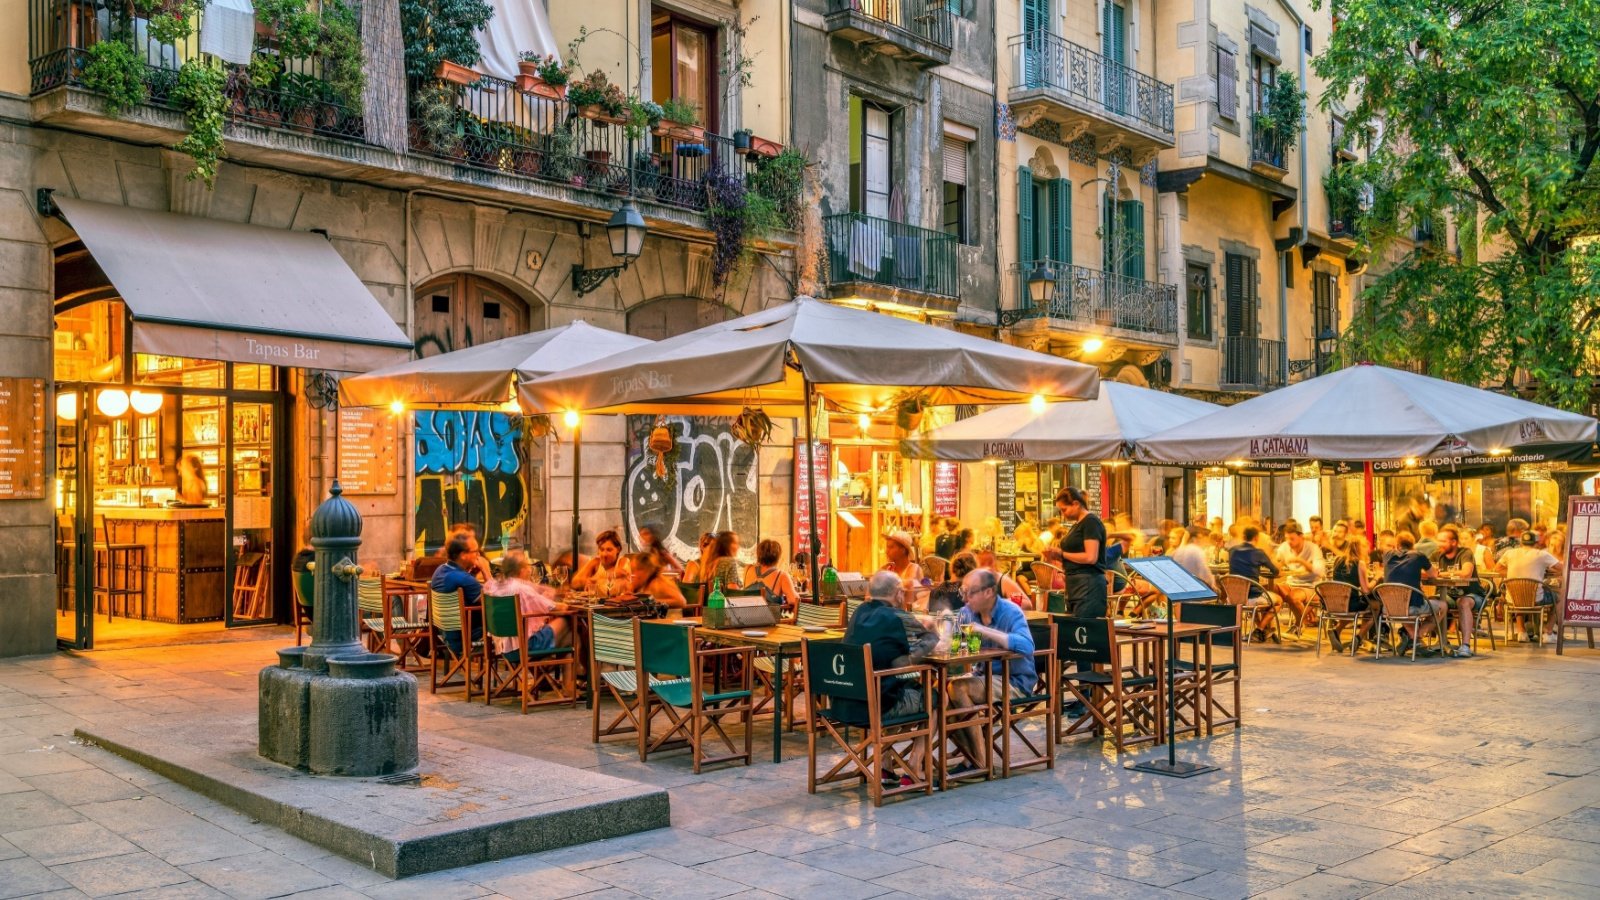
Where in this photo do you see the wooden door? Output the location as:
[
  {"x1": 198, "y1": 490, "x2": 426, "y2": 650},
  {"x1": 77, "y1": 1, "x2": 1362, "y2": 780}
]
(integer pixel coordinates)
[{"x1": 412, "y1": 275, "x2": 536, "y2": 356}]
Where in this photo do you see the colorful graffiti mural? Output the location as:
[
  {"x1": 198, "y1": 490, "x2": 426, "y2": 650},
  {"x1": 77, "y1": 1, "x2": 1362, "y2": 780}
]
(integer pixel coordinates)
[
  {"x1": 623, "y1": 416, "x2": 758, "y2": 564},
  {"x1": 413, "y1": 410, "x2": 526, "y2": 553}
]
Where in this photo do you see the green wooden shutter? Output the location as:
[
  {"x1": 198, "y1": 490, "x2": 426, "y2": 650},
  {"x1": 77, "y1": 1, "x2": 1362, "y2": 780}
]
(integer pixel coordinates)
[
  {"x1": 1048, "y1": 178, "x2": 1071, "y2": 265},
  {"x1": 1102, "y1": 194, "x2": 1116, "y2": 271},
  {"x1": 1103, "y1": 1, "x2": 1126, "y2": 63},
  {"x1": 1225, "y1": 253, "x2": 1246, "y2": 337},
  {"x1": 1119, "y1": 200, "x2": 1144, "y2": 279},
  {"x1": 1018, "y1": 166, "x2": 1034, "y2": 266},
  {"x1": 1023, "y1": 0, "x2": 1047, "y2": 33}
]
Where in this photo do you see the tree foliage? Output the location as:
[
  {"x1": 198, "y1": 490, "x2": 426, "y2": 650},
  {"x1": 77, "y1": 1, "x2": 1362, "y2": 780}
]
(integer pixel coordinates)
[{"x1": 1314, "y1": 0, "x2": 1600, "y2": 410}]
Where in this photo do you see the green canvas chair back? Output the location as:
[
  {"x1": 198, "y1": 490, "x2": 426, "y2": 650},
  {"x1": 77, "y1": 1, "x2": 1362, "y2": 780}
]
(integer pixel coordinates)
[
  {"x1": 1046, "y1": 590, "x2": 1068, "y2": 614},
  {"x1": 484, "y1": 593, "x2": 521, "y2": 641},
  {"x1": 356, "y1": 577, "x2": 384, "y2": 616},
  {"x1": 295, "y1": 571, "x2": 315, "y2": 610},
  {"x1": 591, "y1": 613, "x2": 637, "y2": 668},
  {"x1": 844, "y1": 598, "x2": 865, "y2": 622},
  {"x1": 1028, "y1": 619, "x2": 1053, "y2": 655},
  {"x1": 1055, "y1": 615, "x2": 1114, "y2": 667},
  {"x1": 1178, "y1": 601, "x2": 1239, "y2": 647},
  {"x1": 803, "y1": 640, "x2": 869, "y2": 703},
  {"x1": 638, "y1": 620, "x2": 693, "y2": 678},
  {"x1": 796, "y1": 603, "x2": 841, "y2": 629},
  {"x1": 431, "y1": 589, "x2": 463, "y2": 634}
]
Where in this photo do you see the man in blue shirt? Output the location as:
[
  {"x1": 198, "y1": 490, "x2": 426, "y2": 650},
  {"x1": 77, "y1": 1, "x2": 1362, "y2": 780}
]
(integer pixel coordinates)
[
  {"x1": 430, "y1": 533, "x2": 485, "y2": 655},
  {"x1": 1228, "y1": 526, "x2": 1281, "y2": 642},
  {"x1": 1384, "y1": 531, "x2": 1444, "y2": 656},
  {"x1": 948, "y1": 569, "x2": 1036, "y2": 773}
]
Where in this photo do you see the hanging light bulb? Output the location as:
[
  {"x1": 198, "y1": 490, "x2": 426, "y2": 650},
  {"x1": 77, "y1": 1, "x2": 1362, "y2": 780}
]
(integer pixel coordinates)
[
  {"x1": 563, "y1": 410, "x2": 581, "y2": 428},
  {"x1": 96, "y1": 389, "x2": 129, "y2": 418},
  {"x1": 129, "y1": 390, "x2": 164, "y2": 415},
  {"x1": 857, "y1": 412, "x2": 871, "y2": 432},
  {"x1": 56, "y1": 391, "x2": 78, "y2": 421},
  {"x1": 1030, "y1": 393, "x2": 1047, "y2": 414}
]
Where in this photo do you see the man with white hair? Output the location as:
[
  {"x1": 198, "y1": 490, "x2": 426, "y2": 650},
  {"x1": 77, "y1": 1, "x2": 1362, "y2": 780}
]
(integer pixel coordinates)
[{"x1": 838, "y1": 571, "x2": 929, "y2": 786}]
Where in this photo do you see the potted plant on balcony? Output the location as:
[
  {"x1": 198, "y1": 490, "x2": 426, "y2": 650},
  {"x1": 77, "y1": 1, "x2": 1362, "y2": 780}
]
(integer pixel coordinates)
[
  {"x1": 241, "y1": 52, "x2": 282, "y2": 126},
  {"x1": 172, "y1": 57, "x2": 228, "y2": 185},
  {"x1": 278, "y1": 71, "x2": 320, "y2": 132},
  {"x1": 733, "y1": 129, "x2": 751, "y2": 153},
  {"x1": 541, "y1": 126, "x2": 578, "y2": 183},
  {"x1": 318, "y1": 0, "x2": 365, "y2": 117},
  {"x1": 134, "y1": 0, "x2": 207, "y2": 47},
  {"x1": 516, "y1": 52, "x2": 572, "y2": 99},
  {"x1": 507, "y1": 125, "x2": 542, "y2": 176},
  {"x1": 631, "y1": 149, "x2": 662, "y2": 195},
  {"x1": 748, "y1": 148, "x2": 807, "y2": 231},
  {"x1": 655, "y1": 97, "x2": 703, "y2": 141},
  {"x1": 749, "y1": 135, "x2": 782, "y2": 158},
  {"x1": 624, "y1": 96, "x2": 663, "y2": 143},
  {"x1": 1251, "y1": 71, "x2": 1305, "y2": 165},
  {"x1": 567, "y1": 69, "x2": 627, "y2": 126},
  {"x1": 413, "y1": 80, "x2": 465, "y2": 159},
  {"x1": 80, "y1": 31, "x2": 148, "y2": 118}
]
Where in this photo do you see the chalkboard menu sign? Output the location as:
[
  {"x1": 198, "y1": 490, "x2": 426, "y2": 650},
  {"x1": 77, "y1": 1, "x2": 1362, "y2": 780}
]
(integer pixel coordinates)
[
  {"x1": 933, "y1": 461, "x2": 959, "y2": 519},
  {"x1": 996, "y1": 461, "x2": 1018, "y2": 532},
  {"x1": 0, "y1": 378, "x2": 46, "y2": 500},
  {"x1": 337, "y1": 407, "x2": 399, "y2": 495},
  {"x1": 795, "y1": 440, "x2": 831, "y2": 562}
]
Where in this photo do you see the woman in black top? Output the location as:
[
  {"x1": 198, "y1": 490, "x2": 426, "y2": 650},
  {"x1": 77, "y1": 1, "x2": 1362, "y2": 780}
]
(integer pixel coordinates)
[{"x1": 1053, "y1": 486, "x2": 1108, "y2": 617}]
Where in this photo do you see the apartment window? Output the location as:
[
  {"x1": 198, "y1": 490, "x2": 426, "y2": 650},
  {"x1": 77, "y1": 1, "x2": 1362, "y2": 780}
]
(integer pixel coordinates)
[
  {"x1": 651, "y1": 11, "x2": 717, "y2": 130},
  {"x1": 941, "y1": 126, "x2": 974, "y2": 244},
  {"x1": 1102, "y1": 197, "x2": 1144, "y2": 278},
  {"x1": 1018, "y1": 166, "x2": 1071, "y2": 266},
  {"x1": 1224, "y1": 253, "x2": 1258, "y2": 339},
  {"x1": 849, "y1": 96, "x2": 894, "y2": 218},
  {"x1": 1250, "y1": 54, "x2": 1277, "y2": 115},
  {"x1": 1186, "y1": 264, "x2": 1213, "y2": 341},
  {"x1": 1313, "y1": 271, "x2": 1338, "y2": 338}
]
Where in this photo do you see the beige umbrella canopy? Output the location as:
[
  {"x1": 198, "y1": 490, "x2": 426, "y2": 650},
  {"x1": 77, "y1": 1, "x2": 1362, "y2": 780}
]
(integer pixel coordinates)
[
  {"x1": 516, "y1": 296, "x2": 1101, "y2": 416},
  {"x1": 338, "y1": 320, "x2": 652, "y2": 410}
]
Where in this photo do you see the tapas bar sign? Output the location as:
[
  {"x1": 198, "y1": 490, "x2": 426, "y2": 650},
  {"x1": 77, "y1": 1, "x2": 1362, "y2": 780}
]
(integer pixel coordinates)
[
  {"x1": 337, "y1": 407, "x2": 399, "y2": 495},
  {"x1": 0, "y1": 377, "x2": 45, "y2": 500}
]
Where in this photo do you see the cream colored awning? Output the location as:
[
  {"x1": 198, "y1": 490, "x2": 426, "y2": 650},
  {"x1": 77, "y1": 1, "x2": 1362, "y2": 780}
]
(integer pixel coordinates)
[{"x1": 55, "y1": 197, "x2": 412, "y2": 373}]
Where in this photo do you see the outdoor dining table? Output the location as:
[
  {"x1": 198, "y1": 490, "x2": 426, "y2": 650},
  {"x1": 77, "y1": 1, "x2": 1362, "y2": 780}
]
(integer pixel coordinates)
[
  {"x1": 692, "y1": 621, "x2": 845, "y2": 764},
  {"x1": 922, "y1": 646, "x2": 1016, "y2": 790}
]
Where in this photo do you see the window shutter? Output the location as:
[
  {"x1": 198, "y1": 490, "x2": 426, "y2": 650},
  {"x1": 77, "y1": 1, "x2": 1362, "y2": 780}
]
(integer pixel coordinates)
[
  {"x1": 1225, "y1": 253, "x2": 1246, "y2": 336},
  {"x1": 1048, "y1": 178, "x2": 1071, "y2": 264},
  {"x1": 1248, "y1": 23, "x2": 1279, "y2": 64},
  {"x1": 1018, "y1": 166, "x2": 1034, "y2": 266},
  {"x1": 1103, "y1": 2, "x2": 1126, "y2": 64},
  {"x1": 1217, "y1": 48, "x2": 1237, "y2": 120},
  {"x1": 942, "y1": 136, "x2": 968, "y2": 186},
  {"x1": 1102, "y1": 195, "x2": 1117, "y2": 271},
  {"x1": 1119, "y1": 200, "x2": 1144, "y2": 279},
  {"x1": 1022, "y1": 0, "x2": 1045, "y2": 33},
  {"x1": 1244, "y1": 257, "x2": 1259, "y2": 336}
]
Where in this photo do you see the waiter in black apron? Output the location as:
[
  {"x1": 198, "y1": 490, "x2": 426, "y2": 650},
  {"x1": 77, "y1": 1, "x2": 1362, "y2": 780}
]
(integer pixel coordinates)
[{"x1": 1054, "y1": 486, "x2": 1108, "y2": 617}]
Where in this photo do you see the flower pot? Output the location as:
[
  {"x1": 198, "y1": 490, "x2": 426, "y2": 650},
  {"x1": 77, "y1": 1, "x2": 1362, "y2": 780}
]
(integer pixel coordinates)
[
  {"x1": 583, "y1": 149, "x2": 612, "y2": 179},
  {"x1": 516, "y1": 73, "x2": 567, "y2": 100},
  {"x1": 518, "y1": 60, "x2": 538, "y2": 79},
  {"x1": 287, "y1": 107, "x2": 315, "y2": 133},
  {"x1": 513, "y1": 148, "x2": 542, "y2": 176},
  {"x1": 750, "y1": 135, "x2": 782, "y2": 158},
  {"x1": 657, "y1": 119, "x2": 703, "y2": 142},
  {"x1": 733, "y1": 130, "x2": 752, "y2": 153},
  {"x1": 436, "y1": 60, "x2": 477, "y2": 85},
  {"x1": 316, "y1": 104, "x2": 340, "y2": 132},
  {"x1": 250, "y1": 107, "x2": 282, "y2": 127}
]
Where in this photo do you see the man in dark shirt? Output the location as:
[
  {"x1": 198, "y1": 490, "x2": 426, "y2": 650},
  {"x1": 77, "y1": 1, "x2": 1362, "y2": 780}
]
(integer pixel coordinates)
[
  {"x1": 837, "y1": 572, "x2": 927, "y2": 785},
  {"x1": 1228, "y1": 526, "x2": 1281, "y2": 642},
  {"x1": 430, "y1": 533, "x2": 485, "y2": 655},
  {"x1": 1384, "y1": 531, "x2": 1443, "y2": 655}
]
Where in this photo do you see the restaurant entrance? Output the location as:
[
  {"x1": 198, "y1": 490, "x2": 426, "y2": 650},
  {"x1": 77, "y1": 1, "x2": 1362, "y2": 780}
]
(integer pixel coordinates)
[{"x1": 54, "y1": 300, "x2": 288, "y2": 649}]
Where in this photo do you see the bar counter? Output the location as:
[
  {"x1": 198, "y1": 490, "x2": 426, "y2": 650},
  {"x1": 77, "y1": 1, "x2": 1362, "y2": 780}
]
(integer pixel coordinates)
[{"x1": 101, "y1": 506, "x2": 227, "y2": 623}]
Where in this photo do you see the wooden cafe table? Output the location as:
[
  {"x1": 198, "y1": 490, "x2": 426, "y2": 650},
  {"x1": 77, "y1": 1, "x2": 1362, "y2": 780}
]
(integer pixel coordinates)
[
  {"x1": 922, "y1": 645, "x2": 1017, "y2": 790},
  {"x1": 692, "y1": 621, "x2": 844, "y2": 763},
  {"x1": 1114, "y1": 619, "x2": 1216, "y2": 744}
]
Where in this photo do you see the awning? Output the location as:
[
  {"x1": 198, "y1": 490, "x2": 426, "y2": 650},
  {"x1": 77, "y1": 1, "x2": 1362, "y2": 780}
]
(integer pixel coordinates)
[{"x1": 54, "y1": 197, "x2": 412, "y2": 372}]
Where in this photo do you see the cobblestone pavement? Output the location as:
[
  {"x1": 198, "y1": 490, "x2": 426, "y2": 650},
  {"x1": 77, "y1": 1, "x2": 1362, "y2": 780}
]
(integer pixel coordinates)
[{"x1": 1, "y1": 632, "x2": 1598, "y2": 899}]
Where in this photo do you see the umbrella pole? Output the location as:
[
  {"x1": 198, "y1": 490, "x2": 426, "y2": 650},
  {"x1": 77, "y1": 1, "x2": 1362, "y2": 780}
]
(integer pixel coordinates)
[
  {"x1": 1182, "y1": 468, "x2": 1192, "y2": 526},
  {"x1": 571, "y1": 420, "x2": 583, "y2": 572},
  {"x1": 803, "y1": 376, "x2": 821, "y2": 597},
  {"x1": 1363, "y1": 462, "x2": 1376, "y2": 548}
]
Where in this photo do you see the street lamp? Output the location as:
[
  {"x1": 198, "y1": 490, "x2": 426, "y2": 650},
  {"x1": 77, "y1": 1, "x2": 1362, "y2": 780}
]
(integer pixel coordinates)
[
  {"x1": 571, "y1": 201, "x2": 648, "y2": 296},
  {"x1": 1313, "y1": 327, "x2": 1338, "y2": 376},
  {"x1": 1026, "y1": 262, "x2": 1056, "y2": 308}
]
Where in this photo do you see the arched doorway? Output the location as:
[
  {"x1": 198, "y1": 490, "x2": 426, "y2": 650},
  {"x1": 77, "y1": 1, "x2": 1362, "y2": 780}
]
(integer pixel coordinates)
[
  {"x1": 626, "y1": 296, "x2": 736, "y2": 340},
  {"x1": 413, "y1": 274, "x2": 541, "y2": 357}
]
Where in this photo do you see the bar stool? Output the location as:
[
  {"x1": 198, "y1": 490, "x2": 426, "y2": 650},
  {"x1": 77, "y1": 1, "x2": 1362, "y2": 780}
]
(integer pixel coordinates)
[{"x1": 93, "y1": 515, "x2": 145, "y2": 622}]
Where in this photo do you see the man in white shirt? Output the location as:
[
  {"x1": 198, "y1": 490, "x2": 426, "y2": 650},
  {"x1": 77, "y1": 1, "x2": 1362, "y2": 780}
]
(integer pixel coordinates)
[
  {"x1": 1498, "y1": 532, "x2": 1563, "y2": 641},
  {"x1": 1274, "y1": 522, "x2": 1325, "y2": 630}
]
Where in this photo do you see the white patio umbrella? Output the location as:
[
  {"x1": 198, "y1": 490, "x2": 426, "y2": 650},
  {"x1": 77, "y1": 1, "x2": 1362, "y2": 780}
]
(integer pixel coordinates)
[
  {"x1": 517, "y1": 296, "x2": 1102, "y2": 590},
  {"x1": 339, "y1": 320, "x2": 653, "y2": 566},
  {"x1": 900, "y1": 382, "x2": 1221, "y2": 463}
]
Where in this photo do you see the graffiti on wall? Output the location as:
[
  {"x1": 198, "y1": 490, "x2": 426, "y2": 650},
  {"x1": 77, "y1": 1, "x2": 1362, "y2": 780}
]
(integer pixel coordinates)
[
  {"x1": 413, "y1": 410, "x2": 527, "y2": 554},
  {"x1": 623, "y1": 416, "x2": 758, "y2": 564}
]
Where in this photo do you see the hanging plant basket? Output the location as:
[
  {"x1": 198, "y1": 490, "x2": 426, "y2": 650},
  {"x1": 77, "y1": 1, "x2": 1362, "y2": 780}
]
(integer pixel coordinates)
[
  {"x1": 436, "y1": 60, "x2": 477, "y2": 86},
  {"x1": 730, "y1": 407, "x2": 773, "y2": 449},
  {"x1": 648, "y1": 423, "x2": 679, "y2": 486}
]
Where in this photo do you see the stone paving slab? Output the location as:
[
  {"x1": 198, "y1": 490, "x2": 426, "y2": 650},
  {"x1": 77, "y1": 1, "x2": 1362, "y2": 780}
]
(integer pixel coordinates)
[{"x1": 75, "y1": 720, "x2": 668, "y2": 878}]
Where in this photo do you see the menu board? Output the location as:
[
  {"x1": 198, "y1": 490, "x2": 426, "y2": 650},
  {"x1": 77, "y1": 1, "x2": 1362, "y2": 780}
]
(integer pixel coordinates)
[
  {"x1": 1558, "y1": 495, "x2": 1600, "y2": 653},
  {"x1": 794, "y1": 440, "x2": 830, "y2": 564},
  {"x1": 0, "y1": 378, "x2": 46, "y2": 500},
  {"x1": 337, "y1": 407, "x2": 399, "y2": 495},
  {"x1": 997, "y1": 462, "x2": 1018, "y2": 532},
  {"x1": 933, "y1": 461, "x2": 959, "y2": 519}
]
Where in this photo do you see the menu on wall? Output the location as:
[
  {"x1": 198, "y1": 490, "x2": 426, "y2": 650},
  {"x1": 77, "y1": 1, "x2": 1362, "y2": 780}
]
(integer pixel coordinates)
[
  {"x1": 337, "y1": 407, "x2": 399, "y2": 495},
  {"x1": 932, "y1": 461, "x2": 960, "y2": 519},
  {"x1": 794, "y1": 440, "x2": 831, "y2": 565},
  {"x1": 1558, "y1": 495, "x2": 1600, "y2": 653},
  {"x1": 996, "y1": 462, "x2": 1018, "y2": 533},
  {"x1": 0, "y1": 378, "x2": 46, "y2": 500}
]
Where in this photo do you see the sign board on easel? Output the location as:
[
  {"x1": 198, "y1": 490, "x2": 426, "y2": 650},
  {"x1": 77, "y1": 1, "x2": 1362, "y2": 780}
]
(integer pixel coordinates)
[{"x1": 1557, "y1": 495, "x2": 1600, "y2": 655}]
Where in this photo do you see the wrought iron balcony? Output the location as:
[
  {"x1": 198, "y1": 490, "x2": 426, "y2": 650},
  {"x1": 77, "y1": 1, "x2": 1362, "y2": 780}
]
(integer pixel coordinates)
[
  {"x1": 824, "y1": 212, "x2": 959, "y2": 303},
  {"x1": 407, "y1": 75, "x2": 757, "y2": 216},
  {"x1": 29, "y1": 0, "x2": 365, "y2": 142},
  {"x1": 1250, "y1": 122, "x2": 1288, "y2": 176},
  {"x1": 1007, "y1": 32, "x2": 1174, "y2": 151},
  {"x1": 1220, "y1": 336, "x2": 1286, "y2": 392},
  {"x1": 999, "y1": 260, "x2": 1178, "y2": 347},
  {"x1": 825, "y1": 0, "x2": 953, "y2": 68}
]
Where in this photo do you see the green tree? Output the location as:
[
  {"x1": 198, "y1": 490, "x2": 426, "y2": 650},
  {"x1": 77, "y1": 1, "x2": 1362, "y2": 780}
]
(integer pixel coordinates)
[{"x1": 1313, "y1": 0, "x2": 1600, "y2": 410}]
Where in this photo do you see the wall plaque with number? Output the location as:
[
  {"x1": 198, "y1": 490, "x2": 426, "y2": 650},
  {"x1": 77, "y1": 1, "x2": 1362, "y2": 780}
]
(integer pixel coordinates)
[
  {"x1": 0, "y1": 377, "x2": 46, "y2": 500},
  {"x1": 337, "y1": 407, "x2": 399, "y2": 495}
]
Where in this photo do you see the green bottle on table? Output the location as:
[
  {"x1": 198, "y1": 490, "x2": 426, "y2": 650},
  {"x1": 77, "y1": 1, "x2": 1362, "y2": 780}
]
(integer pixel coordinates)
[
  {"x1": 708, "y1": 578, "x2": 726, "y2": 610},
  {"x1": 820, "y1": 563, "x2": 840, "y2": 601}
]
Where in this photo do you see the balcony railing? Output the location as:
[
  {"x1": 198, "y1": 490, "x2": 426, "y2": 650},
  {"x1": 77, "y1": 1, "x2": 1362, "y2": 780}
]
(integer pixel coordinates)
[
  {"x1": 407, "y1": 75, "x2": 755, "y2": 215},
  {"x1": 29, "y1": 0, "x2": 365, "y2": 141},
  {"x1": 1250, "y1": 123, "x2": 1287, "y2": 172},
  {"x1": 826, "y1": 0, "x2": 954, "y2": 51},
  {"x1": 1220, "y1": 337, "x2": 1286, "y2": 391},
  {"x1": 824, "y1": 212, "x2": 959, "y2": 300},
  {"x1": 1008, "y1": 32, "x2": 1174, "y2": 139},
  {"x1": 998, "y1": 260, "x2": 1178, "y2": 341}
]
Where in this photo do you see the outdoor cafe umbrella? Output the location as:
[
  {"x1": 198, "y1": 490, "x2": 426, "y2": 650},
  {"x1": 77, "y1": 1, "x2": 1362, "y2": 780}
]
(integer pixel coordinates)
[
  {"x1": 339, "y1": 320, "x2": 654, "y2": 566},
  {"x1": 1135, "y1": 363, "x2": 1598, "y2": 542},
  {"x1": 899, "y1": 381, "x2": 1220, "y2": 463},
  {"x1": 517, "y1": 296, "x2": 1102, "y2": 591}
]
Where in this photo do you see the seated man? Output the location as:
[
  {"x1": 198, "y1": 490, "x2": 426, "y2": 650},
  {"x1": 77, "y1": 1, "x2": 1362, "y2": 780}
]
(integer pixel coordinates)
[
  {"x1": 948, "y1": 569, "x2": 1036, "y2": 774},
  {"x1": 484, "y1": 551, "x2": 570, "y2": 657},
  {"x1": 839, "y1": 571, "x2": 930, "y2": 786},
  {"x1": 1229, "y1": 525, "x2": 1281, "y2": 642},
  {"x1": 1273, "y1": 522, "x2": 1324, "y2": 632},
  {"x1": 1498, "y1": 531, "x2": 1563, "y2": 642},
  {"x1": 430, "y1": 532, "x2": 485, "y2": 655},
  {"x1": 1383, "y1": 531, "x2": 1444, "y2": 655},
  {"x1": 1434, "y1": 526, "x2": 1484, "y2": 657}
]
